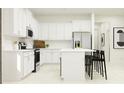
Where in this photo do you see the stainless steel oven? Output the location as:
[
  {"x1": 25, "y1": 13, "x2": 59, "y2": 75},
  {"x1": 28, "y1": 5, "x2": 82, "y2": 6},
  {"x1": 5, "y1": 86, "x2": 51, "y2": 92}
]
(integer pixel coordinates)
[{"x1": 32, "y1": 49, "x2": 40, "y2": 72}]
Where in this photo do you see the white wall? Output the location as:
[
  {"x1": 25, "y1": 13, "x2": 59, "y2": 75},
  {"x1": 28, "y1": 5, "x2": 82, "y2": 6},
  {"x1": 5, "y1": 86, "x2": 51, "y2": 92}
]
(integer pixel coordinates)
[{"x1": 96, "y1": 16, "x2": 124, "y2": 63}]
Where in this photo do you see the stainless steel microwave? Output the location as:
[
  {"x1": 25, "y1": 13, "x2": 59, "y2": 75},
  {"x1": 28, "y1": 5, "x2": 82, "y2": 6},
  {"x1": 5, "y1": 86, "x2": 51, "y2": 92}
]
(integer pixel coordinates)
[{"x1": 26, "y1": 26, "x2": 33, "y2": 38}]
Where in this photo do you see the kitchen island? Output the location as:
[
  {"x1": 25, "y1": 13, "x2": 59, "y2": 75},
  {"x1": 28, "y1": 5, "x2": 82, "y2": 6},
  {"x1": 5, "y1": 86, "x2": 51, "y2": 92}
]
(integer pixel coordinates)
[{"x1": 60, "y1": 49, "x2": 93, "y2": 81}]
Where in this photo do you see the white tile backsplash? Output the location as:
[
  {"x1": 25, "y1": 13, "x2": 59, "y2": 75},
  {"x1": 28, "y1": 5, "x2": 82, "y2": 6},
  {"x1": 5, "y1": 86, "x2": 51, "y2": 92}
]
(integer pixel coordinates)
[
  {"x1": 45, "y1": 40, "x2": 72, "y2": 49},
  {"x1": 2, "y1": 36, "x2": 34, "y2": 50}
]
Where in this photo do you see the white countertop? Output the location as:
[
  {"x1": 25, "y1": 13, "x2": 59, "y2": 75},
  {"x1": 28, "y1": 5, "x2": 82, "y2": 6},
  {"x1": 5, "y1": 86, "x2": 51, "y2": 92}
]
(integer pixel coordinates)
[
  {"x1": 40, "y1": 48, "x2": 61, "y2": 50},
  {"x1": 60, "y1": 48, "x2": 94, "y2": 52},
  {"x1": 3, "y1": 49, "x2": 34, "y2": 52}
]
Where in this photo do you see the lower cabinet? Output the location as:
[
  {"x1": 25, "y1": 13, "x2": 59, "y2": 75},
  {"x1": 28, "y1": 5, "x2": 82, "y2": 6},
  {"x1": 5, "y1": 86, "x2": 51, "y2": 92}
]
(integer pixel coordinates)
[
  {"x1": 40, "y1": 49, "x2": 60, "y2": 64},
  {"x1": 23, "y1": 52, "x2": 34, "y2": 77},
  {"x1": 2, "y1": 51, "x2": 34, "y2": 82},
  {"x1": 52, "y1": 52, "x2": 60, "y2": 63}
]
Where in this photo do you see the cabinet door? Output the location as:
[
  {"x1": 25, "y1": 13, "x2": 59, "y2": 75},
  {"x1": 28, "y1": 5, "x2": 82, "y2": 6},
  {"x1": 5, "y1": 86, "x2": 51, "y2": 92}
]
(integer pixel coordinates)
[
  {"x1": 52, "y1": 52, "x2": 60, "y2": 63},
  {"x1": 49, "y1": 23, "x2": 57, "y2": 40},
  {"x1": 23, "y1": 52, "x2": 34, "y2": 77},
  {"x1": 72, "y1": 21, "x2": 80, "y2": 32},
  {"x1": 64, "y1": 23, "x2": 72, "y2": 40},
  {"x1": 40, "y1": 51, "x2": 44, "y2": 65},
  {"x1": 36, "y1": 21, "x2": 40, "y2": 40},
  {"x1": 25, "y1": 9, "x2": 32, "y2": 27},
  {"x1": 44, "y1": 52, "x2": 52, "y2": 63},
  {"x1": 40, "y1": 23, "x2": 49, "y2": 40},
  {"x1": 29, "y1": 53, "x2": 34, "y2": 71},
  {"x1": 23, "y1": 55, "x2": 29, "y2": 77},
  {"x1": 56, "y1": 23, "x2": 65, "y2": 40},
  {"x1": 19, "y1": 9, "x2": 26, "y2": 37},
  {"x1": 32, "y1": 18, "x2": 38, "y2": 40},
  {"x1": 13, "y1": 9, "x2": 20, "y2": 36},
  {"x1": 72, "y1": 20, "x2": 91, "y2": 32}
]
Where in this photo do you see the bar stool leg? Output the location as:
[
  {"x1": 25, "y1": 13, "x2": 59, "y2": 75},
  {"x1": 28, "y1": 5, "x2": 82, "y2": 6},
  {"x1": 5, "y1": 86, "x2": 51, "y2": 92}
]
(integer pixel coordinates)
[
  {"x1": 101, "y1": 62, "x2": 104, "y2": 77},
  {"x1": 91, "y1": 61, "x2": 93, "y2": 80},
  {"x1": 97, "y1": 61, "x2": 100, "y2": 73},
  {"x1": 100, "y1": 61, "x2": 102, "y2": 75},
  {"x1": 103, "y1": 60, "x2": 107, "y2": 80},
  {"x1": 94, "y1": 61, "x2": 96, "y2": 71}
]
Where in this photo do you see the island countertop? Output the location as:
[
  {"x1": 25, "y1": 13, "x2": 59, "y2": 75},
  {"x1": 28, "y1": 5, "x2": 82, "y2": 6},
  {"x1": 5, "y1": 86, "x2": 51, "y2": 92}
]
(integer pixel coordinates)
[{"x1": 60, "y1": 48, "x2": 94, "y2": 52}]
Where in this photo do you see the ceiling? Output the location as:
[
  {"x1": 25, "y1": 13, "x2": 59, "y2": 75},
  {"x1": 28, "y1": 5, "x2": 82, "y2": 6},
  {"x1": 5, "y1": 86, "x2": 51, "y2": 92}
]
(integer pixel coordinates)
[{"x1": 30, "y1": 8, "x2": 124, "y2": 16}]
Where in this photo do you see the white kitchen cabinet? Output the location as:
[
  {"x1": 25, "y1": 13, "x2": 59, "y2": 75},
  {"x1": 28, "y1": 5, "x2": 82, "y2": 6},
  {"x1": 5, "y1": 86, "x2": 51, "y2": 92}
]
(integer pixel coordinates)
[
  {"x1": 40, "y1": 23, "x2": 49, "y2": 40},
  {"x1": 44, "y1": 51, "x2": 52, "y2": 63},
  {"x1": 23, "y1": 54, "x2": 29, "y2": 77},
  {"x1": 64, "y1": 23, "x2": 72, "y2": 40},
  {"x1": 2, "y1": 51, "x2": 34, "y2": 82},
  {"x1": 52, "y1": 52, "x2": 60, "y2": 63},
  {"x1": 25, "y1": 9, "x2": 32, "y2": 27},
  {"x1": 3, "y1": 8, "x2": 27, "y2": 37},
  {"x1": 3, "y1": 8, "x2": 40, "y2": 39},
  {"x1": 56, "y1": 23, "x2": 65, "y2": 40},
  {"x1": 18, "y1": 9, "x2": 27, "y2": 37},
  {"x1": 2, "y1": 8, "x2": 19, "y2": 36},
  {"x1": 49, "y1": 23, "x2": 57, "y2": 40},
  {"x1": 32, "y1": 18, "x2": 39, "y2": 40},
  {"x1": 39, "y1": 22, "x2": 73, "y2": 40},
  {"x1": 40, "y1": 49, "x2": 60, "y2": 64},
  {"x1": 40, "y1": 50, "x2": 45, "y2": 65},
  {"x1": 72, "y1": 20, "x2": 91, "y2": 32},
  {"x1": 23, "y1": 52, "x2": 34, "y2": 77}
]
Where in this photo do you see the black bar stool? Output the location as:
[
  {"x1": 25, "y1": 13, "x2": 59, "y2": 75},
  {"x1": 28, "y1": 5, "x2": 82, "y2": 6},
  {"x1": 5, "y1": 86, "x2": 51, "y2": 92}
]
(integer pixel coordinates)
[
  {"x1": 85, "y1": 54, "x2": 92, "y2": 77},
  {"x1": 99, "y1": 50, "x2": 107, "y2": 80},
  {"x1": 90, "y1": 50, "x2": 107, "y2": 80},
  {"x1": 90, "y1": 50, "x2": 101, "y2": 80}
]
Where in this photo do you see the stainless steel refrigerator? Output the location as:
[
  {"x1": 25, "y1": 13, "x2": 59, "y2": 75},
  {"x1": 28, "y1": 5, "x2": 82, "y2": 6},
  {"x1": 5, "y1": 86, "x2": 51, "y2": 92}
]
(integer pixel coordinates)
[{"x1": 72, "y1": 32, "x2": 92, "y2": 49}]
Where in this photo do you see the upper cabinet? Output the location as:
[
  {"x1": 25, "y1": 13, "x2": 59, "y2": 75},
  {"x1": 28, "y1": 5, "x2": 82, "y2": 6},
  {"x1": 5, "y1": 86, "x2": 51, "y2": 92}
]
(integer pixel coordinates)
[
  {"x1": 39, "y1": 22, "x2": 72, "y2": 40},
  {"x1": 3, "y1": 8, "x2": 40, "y2": 39},
  {"x1": 56, "y1": 23, "x2": 65, "y2": 40},
  {"x1": 72, "y1": 20, "x2": 91, "y2": 32},
  {"x1": 64, "y1": 23, "x2": 72, "y2": 40},
  {"x1": 40, "y1": 23, "x2": 49, "y2": 40},
  {"x1": 3, "y1": 8, "x2": 27, "y2": 37},
  {"x1": 18, "y1": 9, "x2": 27, "y2": 37},
  {"x1": 32, "y1": 17, "x2": 40, "y2": 40},
  {"x1": 49, "y1": 23, "x2": 57, "y2": 40},
  {"x1": 39, "y1": 20, "x2": 91, "y2": 41},
  {"x1": 25, "y1": 9, "x2": 32, "y2": 27}
]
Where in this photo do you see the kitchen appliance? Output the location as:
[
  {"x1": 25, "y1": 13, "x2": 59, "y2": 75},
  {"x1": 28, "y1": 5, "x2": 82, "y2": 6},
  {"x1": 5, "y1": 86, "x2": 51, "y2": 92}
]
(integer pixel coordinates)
[
  {"x1": 32, "y1": 49, "x2": 40, "y2": 72},
  {"x1": 33, "y1": 40, "x2": 45, "y2": 48},
  {"x1": 75, "y1": 40, "x2": 81, "y2": 48},
  {"x1": 27, "y1": 26, "x2": 33, "y2": 38},
  {"x1": 18, "y1": 42, "x2": 27, "y2": 49},
  {"x1": 72, "y1": 32, "x2": 91, "y2": 49}
]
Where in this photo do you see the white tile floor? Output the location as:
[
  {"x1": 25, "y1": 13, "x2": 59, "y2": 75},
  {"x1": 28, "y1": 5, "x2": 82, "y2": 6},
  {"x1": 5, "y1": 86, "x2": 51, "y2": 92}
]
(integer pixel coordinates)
[{"x1": 4, "y1": 61, "x2": 124, "y2": 84}]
